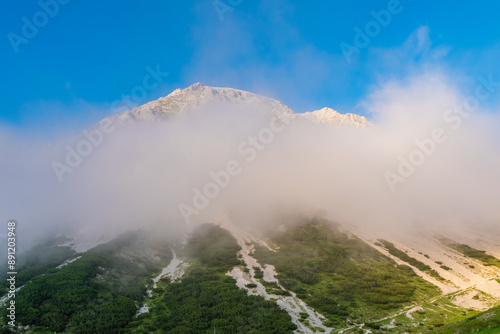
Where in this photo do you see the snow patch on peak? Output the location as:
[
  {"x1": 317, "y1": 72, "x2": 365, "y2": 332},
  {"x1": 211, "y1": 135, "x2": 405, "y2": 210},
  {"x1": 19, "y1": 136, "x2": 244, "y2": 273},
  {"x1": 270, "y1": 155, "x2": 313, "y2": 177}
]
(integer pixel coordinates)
[
  {"x1": 109, "y1": 83, "x2": 295, "y2": 124},
  {"x1": 302, "y1": 107, "x2": 370, "y2": 128},
  {"x1": 167, "y1": 88, "x2": 182, "y2": 97},
  {"x1": 187, "y1": 82, "x2": 204, "y2": 90},
  {"x1": 102, "y1": 83, "x2": 370, "y2": 130}
]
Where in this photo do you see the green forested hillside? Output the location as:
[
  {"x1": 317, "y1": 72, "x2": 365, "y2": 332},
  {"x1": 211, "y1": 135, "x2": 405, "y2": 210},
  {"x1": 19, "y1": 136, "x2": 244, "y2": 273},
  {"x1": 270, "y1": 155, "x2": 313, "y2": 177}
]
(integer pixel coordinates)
[
  {"x1": 254, "y1": 219, "x2": 440, "y2": 327},
  {"x1": 1, "y1": 226, "x2": 295, "y2": 333},
  {"x1": 1, "y1": 232, "x2": 173, "y2": 333},
  {"x1": 0, "y1": 237, "x2": 76, "y2": 293},
  {"x1": 1, "y1": 222, "x2": 500, "y2": 333},
  {"x1": 129, "y1": 224, "x2": 296, "y2": 333}
]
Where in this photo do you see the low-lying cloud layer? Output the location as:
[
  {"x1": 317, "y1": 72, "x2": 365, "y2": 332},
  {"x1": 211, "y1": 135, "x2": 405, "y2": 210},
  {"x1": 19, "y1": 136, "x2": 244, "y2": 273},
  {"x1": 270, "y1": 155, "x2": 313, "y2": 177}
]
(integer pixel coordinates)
[{"x1": 1, "y1": 71, "x2": 500, "y2": 249}]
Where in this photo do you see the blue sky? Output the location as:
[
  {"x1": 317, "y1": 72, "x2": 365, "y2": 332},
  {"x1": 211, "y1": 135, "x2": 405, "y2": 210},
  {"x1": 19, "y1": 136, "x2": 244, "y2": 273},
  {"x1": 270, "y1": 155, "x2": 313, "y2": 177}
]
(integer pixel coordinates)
[{"x1": 2, "y1": 0, "x2": 500, "y2": 132}]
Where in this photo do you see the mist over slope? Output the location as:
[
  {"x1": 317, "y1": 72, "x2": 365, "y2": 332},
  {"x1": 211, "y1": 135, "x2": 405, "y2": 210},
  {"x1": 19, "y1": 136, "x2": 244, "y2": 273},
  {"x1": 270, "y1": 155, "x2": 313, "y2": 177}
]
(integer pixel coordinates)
[{"x1": 1, "y1": 74, "x2": 500, "y2": 250}]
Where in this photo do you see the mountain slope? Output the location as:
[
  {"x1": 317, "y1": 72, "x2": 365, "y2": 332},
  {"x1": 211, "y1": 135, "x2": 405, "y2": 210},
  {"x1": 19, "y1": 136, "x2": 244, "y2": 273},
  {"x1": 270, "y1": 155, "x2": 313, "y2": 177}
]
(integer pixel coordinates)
[{"x1": 2, "y1": 217, "x2": 500, "y2": 333}]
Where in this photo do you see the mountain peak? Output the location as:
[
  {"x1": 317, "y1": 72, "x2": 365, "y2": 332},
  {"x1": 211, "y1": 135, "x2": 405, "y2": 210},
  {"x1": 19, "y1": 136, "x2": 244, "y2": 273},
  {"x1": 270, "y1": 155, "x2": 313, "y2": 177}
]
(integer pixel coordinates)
[
  {"x1": 167, "y1": 82, "x2": 205, "y2": 97},
  {"x1": 302, "y1": 107, "x2": 370, "y2": 128},
  {"x1": 317, "y1": 107, "x2": 340, "y2": 114},
  {"x1": 106, "y1": 83, "x2": 370, "y2": 128},
  {"x1": 188, "y1": 82, "x2": 204, "y2": 90},
  {"x1": 110, "y1": 83, "x2": 295, "y2": 123}
]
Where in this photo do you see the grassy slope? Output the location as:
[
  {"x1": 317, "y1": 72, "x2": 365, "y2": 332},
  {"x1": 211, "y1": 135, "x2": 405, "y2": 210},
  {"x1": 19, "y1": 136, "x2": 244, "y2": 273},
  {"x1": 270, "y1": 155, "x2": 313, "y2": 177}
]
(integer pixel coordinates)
[
  {"x1": 253, "y1": 219, "x2": 440, "y2": 328},
  {"x1": 369, "y1": 293, "x2": 482, "y2": 333},
  {"x1": 428, "y1": 305, "x2": 500, "y2": 334}
]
